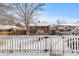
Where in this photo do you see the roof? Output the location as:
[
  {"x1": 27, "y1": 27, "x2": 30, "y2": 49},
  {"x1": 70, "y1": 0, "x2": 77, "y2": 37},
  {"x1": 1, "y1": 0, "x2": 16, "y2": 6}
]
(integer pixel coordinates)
[
  {"x1": 18, "y1": 21, "x2": 50, "y2": 27},
  {"x1": 29, "y1": 22, "x2": 50, "y2": 26},
  {"x1": 0, "y1": 25, "x2": 23, "y2": 30},
  {"x1": 58, "y1": 24, "x2": 79, "y2": 26}
]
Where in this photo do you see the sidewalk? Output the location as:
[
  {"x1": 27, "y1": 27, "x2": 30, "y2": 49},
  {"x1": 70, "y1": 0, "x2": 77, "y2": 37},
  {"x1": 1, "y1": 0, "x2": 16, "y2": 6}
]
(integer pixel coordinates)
[{"x1": 0, "y1": 51, "x2": 50, "y2": 56}]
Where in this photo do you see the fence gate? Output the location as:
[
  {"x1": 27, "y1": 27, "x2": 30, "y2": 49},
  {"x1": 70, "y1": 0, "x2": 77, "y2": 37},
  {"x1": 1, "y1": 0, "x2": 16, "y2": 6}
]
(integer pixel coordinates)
[{"x1": 49, "y1": 36, "x2": 64, "y2": 56}]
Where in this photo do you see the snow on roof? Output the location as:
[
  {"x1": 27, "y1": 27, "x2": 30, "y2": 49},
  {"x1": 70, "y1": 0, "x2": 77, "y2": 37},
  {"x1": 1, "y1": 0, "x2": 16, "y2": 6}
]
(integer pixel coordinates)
[
  {"x1": 29, "y1": 22, "x2": 50, "y2": 26},
  {"x1": 0, "y1": 25, "x2": 22, "y2": 29},
  {"x1": 17, "y1": 21, "x2": 50, "y2": 26},
  {"x1": 59, "y1": 24, "x2": 79, "y2": 26}
]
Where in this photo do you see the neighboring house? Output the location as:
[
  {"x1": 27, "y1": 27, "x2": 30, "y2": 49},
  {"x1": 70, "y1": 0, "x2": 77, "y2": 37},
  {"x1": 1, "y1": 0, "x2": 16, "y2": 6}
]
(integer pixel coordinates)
[
  {"x1": 0, "y1": 25, "x2": 26, "y2": 35},
  {"x1": 70, "y1": 28, "x2": 79, "y2": 35},
  {"x1": 54, "y1": 24, "x2": 79, "y2": 35},
  {"x1": 0, "y1": 25, "x2": 23, "y2": 31}
]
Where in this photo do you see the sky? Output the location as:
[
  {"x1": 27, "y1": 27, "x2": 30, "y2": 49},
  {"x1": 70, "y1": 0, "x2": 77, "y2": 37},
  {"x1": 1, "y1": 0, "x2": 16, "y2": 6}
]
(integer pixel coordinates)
[{"x1": 38, "y1": 3, "x2": 79, "y2": 24}]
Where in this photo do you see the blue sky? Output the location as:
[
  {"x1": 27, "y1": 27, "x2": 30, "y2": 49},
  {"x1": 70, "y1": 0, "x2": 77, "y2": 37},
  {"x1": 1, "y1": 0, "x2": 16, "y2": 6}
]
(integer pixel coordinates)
[{"x1": 38, "y1": 3, "x2": 79, "y2": 24}]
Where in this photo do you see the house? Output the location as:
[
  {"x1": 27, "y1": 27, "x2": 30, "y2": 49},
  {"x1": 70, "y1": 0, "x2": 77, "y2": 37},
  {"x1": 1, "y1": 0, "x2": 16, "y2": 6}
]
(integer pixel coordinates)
[
  {"x1": 0, "y1": 25, "x2": 26, "y2": 35},
  {"x1": 28, "y1": 21, "x2": 50, "y2": 35},
  {"x1": 55, "y1": 24, "x2": 79, "y2": 35}
]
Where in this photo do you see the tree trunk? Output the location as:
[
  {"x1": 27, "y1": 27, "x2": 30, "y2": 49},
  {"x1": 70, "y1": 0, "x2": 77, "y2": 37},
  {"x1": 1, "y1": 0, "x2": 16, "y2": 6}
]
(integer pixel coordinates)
[
  {"x1": 26, "y1": 24, "x2": 29, "y2": 35},
  {"x1": 26, "y1": 26, "x2": 29, "y2": 35}
]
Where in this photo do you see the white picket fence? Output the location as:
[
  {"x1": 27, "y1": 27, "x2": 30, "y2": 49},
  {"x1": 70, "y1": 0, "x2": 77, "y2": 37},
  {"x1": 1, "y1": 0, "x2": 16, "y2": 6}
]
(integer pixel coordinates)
[
  {"x1": 0, "y1": 35, "x2": 51, "y2": 53},
  {"x1": 64, "y1": 35, "x2": 79, "y2": 54},
  {"x1": 0, "y1": 35, "x2": 79, "y2": 56}
]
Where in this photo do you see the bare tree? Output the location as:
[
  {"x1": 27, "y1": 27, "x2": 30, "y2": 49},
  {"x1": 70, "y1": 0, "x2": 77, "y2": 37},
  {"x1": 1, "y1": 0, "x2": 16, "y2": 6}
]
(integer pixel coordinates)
[
  {"x1": 56, "y1": 19, "x2": 65, "y2": 26},
  {"x1": 0, "y1": 3, "x2": 45, "y2": 35}
]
